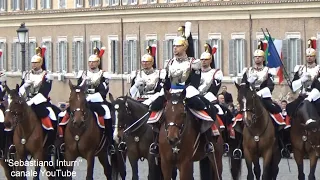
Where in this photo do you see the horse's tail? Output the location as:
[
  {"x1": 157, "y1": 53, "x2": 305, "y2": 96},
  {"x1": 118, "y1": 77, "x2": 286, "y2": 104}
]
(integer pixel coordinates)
[{"x1": 228, "y1": 132, "x2": 242, "y2": 180}]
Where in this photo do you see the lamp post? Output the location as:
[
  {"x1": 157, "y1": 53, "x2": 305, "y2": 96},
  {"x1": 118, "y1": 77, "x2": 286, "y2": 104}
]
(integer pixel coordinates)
[{"x1": 16, "y1": 22, "x2": 29, "y2": 73}]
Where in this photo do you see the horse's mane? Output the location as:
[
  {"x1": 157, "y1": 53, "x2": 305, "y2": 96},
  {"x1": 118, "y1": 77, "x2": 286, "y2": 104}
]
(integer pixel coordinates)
[{"x1": 118, "y1": 96, "x2": 148, "y2": 110}]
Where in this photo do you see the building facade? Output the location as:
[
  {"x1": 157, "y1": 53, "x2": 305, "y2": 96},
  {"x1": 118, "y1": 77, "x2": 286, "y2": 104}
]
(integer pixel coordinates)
[{"x1": 0, "y1": 0, "x2": 320, "y2": 105}]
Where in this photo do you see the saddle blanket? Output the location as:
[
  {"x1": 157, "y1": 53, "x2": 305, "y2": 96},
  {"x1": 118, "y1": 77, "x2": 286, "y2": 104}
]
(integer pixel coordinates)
[
  {"x1": 232, "y1": 112, "x2": 286, "y2": 128},
  {"x1": 59, "y1": 112, "x2": 105, "y2": 128}
]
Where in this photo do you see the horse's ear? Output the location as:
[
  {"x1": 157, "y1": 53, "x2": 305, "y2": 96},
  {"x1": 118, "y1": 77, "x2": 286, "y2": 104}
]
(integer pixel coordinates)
[
  {"x1": 180, "y1": 89, "x2": 186, "y2": 100},
  {"x1": 109, "y1": 93, "x2": 115, "y2": 103},
  {"x1": 68, "y1": 80, "x2": 74, "y2": 90},
  {"x1": 235, "y1": 82, "x2": 240, "y2": 91},
  {"x1": 123, "y1": 94, "x2": 128, "y2": 103},
  {"x1": 164, "y1": 89, "x2": 171, "y2": 100},
  {"x1": 15, "y1": 84, "x2": 19, "y2": 91},
  {"x1": 4, "y1": 83, "x2": 10, "y2": 92}
]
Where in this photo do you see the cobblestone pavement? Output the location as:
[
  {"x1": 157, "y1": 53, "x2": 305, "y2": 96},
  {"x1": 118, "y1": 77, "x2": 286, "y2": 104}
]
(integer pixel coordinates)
[{"x1": 1, "y1": 156, "x2": 319, "y2": 179}]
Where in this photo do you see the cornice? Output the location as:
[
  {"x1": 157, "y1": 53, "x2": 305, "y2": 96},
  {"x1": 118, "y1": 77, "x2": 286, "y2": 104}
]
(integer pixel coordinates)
[{"x1": 0, "y1": 0, "x2": 319, "y2": 27}]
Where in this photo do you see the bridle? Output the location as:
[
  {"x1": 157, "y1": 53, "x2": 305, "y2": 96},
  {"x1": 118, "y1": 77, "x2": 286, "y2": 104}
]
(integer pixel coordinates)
[{"x1": 69, "y1": 91, "x2": 88, "y2": 128}]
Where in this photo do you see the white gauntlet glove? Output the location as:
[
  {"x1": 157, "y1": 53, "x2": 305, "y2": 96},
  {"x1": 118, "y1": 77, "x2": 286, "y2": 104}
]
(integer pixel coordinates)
[
  {"x1": 247, "y1": 73, "x2": 258, "y2": 84},
  {"x1": 24, "y1": 80, "x2": 33, "y2": 88},
  {"x1": 301, "y1": 72, "x2": 310, "y2": 83}
]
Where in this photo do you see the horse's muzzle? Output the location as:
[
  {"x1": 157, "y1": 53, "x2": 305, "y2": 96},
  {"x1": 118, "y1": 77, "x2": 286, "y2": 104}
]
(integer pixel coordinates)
[
  {"x1": 3, "y1": 120, "x2": 12, "y2": 129},
  {"x1": 167, "y1": 136, "x2": 180, "y2": 146},
  {"x1": 73, "y1": 119, "x2": 85, "y2": 128}
]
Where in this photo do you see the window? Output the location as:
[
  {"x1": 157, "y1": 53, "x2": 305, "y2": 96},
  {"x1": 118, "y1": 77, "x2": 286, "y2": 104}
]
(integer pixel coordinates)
[
  {"x1": 41, "y1": 38, "x2": 53, "y2": 72},
  {"x1": 192, "y1": 34, "x2": 199, "y2": 59},
  {"x1": 123, "y1": 35, "x2": 138, "y2": 74},
  {"x1": 108, "y1": 36, "x2": 119, "y2": 74},
  {"x1": 106, "y1": 0, "x2": 119, "y2": 6},
  {"x1": 144, "y1": 35, "x2": 158, "y2": 68},
  {"x1": 11, "y1": 0, "x2": 20, "y2": 11},
  {"x1": 89, "y1": 0, "x2": 102, "y2": 7},
  {"x1": 27, "y1": 38, "x2": 37, "y2": 71},
  {"x1": 59, "y1": 0, "x2": 66, "y2": 8},
  {"x1": 89, "y1": 36, "x2": 102, "y2": 68},
  {"x1": 11, "y1": 39, "x2": 21, "y2": 72},
  {"x1": 122, "y1": 0, "x2": 136, "y2": 5},
  {"x1": 229, "y1": 34, "x2": 246, "y2": 76},
  {"x1": 282, "y1": 38, "x2": 302, "y2": 77},
  {"x1": 142, "y1": 0, "x2": 156, "y2": 4},
  {"x1": 0, "y1": 39, "x2": 7, "y2": 71},
  {"x1": 72, "y1": 37, "x2": 84, "y2": 73},
  {"x1": 207, "y1": 37, "x2": 222, "y2": 69},
  {"x1": 57, "y1": 37, "x2": 68, "y2": 73},
  {"x1": 163, "y1": 34, "x2": 176, "y2": 65},
  {"x1": 25, "y1": 0, "x2": 36, "y2": 10},
  {"x1": 41, "y1": 0, "x2": 51, "y2": 9},
  {"x1": 0, "y1": 0, "x2": 7, "y2": 11},
  {"x1": 75, "y1": 0, "x2": 83, "y2": 7}
]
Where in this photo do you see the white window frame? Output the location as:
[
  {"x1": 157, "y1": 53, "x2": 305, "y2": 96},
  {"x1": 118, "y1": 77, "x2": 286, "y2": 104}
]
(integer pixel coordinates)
[
  {"x1": 284, "y1": 32, "x2": 302, "y2": 77},
  {"x1": 163, "y1": 34, "x2": 177, "y2": 66},
  {"x1": 108, "y1": 35, "x2": 119, "y2": 74},
  {"x1": 57, "y1": 36, "x2": 68, "y2": 73},
  {"x1": 41, "y1": 0, "x2": 51, "y2": 9},
  {"x1": 208, "y1": 33, "x2": 222, "y2": 69},
  {"x1": 25, "y1": 0, "x2": 36, "y2": 10},
  {"x1": 127, "y1": 0, "x2": 137, "y2": 5},
  {"x1": 72, "y1": 36, "x2": 84, "y2": 74},
  {"x1": 12, "y1": 37, "x2": 21, "y2": 72},
  {"x1": 27, "y1": 37, "x2": 37, "y2": 71},
  {"x1": 229, "y1": 33, "x2": 246, "y2": 77},
  {"x1": 106, "y1": 0, "x2": 119, "y2": 6},
  {"x1": 0, "y1": 38, "x2": 6, "y2": 71},
  {"x1": 75, "y1": 0, "x2": 83, "y2": 8},
  {"x1": 41, "y1": 37, "x2": 53, "y2": 72},
  {"x1": 90, "y1": 0, "x2": 102, "y2": 7},
  {"x1": 58, "y1": 0, "x2": 66, "y2": 9},
  {"x1": 11, "y1": 0, "x2": 20, "y2": 11},
  {"x1": 0, "y1": 0, "x2": 7, "y2": 11},
  {"x1": 123, "y1": 34, "x2": 138, "y2": 74}
]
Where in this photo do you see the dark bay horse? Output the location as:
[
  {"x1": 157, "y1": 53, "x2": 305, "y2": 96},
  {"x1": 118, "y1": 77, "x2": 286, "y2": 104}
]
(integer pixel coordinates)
[
  {"x1": 3, "y1": 84, "x2": 55, "y2": 180},
  {"x1": 64, "y1": 80, "x2": 111, "y2": 180},
  {"x1": 109, "y1": 94, "x2": 171, "y2": 180},
  {"x1": 235, "y1": 80, "x2": 281, "y2": 180},
  {"x1": 159, "y1": 90, "x2": 222, "y2": 180},
  {"x1": 289, "y1": 96, "x2": 320, "y2": 180}
]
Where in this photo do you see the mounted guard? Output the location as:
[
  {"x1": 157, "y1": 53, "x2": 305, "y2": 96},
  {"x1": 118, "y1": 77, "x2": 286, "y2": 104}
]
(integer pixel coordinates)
[
  {"x1": 287, "y1": 37, "x2": 320, "y2": 129},
  {"x1": 233, "y1": 40, "x2": 286, "y2": 129},
  {"x1": 59, "y1": 47, "x2": 114, "y2": 152},
  {"x1": 18, "y1": 46, "x2": 59, "y2": 150},
  {"x1": 146, "y1": 22, "x2": 217, "y2": 155},
  {"x1": 129, "y1": 45, "x2": 163, "y2": 102}
]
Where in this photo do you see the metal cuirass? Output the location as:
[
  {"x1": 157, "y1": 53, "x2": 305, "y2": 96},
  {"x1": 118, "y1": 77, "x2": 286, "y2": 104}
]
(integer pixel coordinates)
[
  {"x1": 247, "y1": 66, "x2": 269, "y2": 90},
  {"x1": 135, "y1": 69, "x2": 159, "y2": 97},
  {"x1": 298, "y1": 65, "x2": 320, "y2": 92},
  {"x1": 84, "y1": 70, "x2": 103, "y2": 94},
  {"x1": 168, "y1": 57, "x2": 192, "y2": 86},
  {"x1": 198, "y1": 69, "x2": 217, "y2": 95},
  {"x1": 25, "y1": 70, "x2": 46, "y2": 99}
]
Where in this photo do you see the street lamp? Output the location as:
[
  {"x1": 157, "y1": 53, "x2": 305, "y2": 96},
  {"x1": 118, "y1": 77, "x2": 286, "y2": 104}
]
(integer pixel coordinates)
[{"x1": 16, "y1": 22, "x2": 29, "y2": 72}]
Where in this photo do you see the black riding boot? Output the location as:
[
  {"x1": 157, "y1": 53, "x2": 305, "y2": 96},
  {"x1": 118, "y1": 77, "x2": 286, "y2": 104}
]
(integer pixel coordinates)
[
  {"x1": 105, "y1": 119, "x2": 115, "y2": 155},
  {"x1": 149, "y1": 130, "x2": 159, "y2": 156},
  {"x1": 204, "y1": 129, "x2": 214, "y2": 154}
]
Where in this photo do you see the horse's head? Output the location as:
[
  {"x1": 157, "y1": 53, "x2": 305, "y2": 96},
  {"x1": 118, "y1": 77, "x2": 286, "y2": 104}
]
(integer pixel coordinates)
[
  {"x1": 109, "y1": 93, "x2": 131, "y2": 144},
  {"x1": 164, "y1": 89, "x2": 187, "y2": 146},
  {"x1": 235, "y1": 74, "x2": 260, "y2": 127},
  {"x1": 4, "y1": 84, "x2": 25, "y2": 129},
  {"x1": 68, "y1": 80, "x2": 88, "y2": 128}
]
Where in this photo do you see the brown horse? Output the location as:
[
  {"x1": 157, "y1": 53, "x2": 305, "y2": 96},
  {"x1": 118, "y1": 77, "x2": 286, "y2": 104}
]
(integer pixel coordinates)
[
  {"x1": 64, "y1": 80, "x2": 111, "y2": 180},
  {"x1": 289, "y1": 97, "x2": 320, "y2": 180},
  {"x1": 3, "y1": 84, "x2": 55, "y2": 180},
  {"x1": 159, "y1": 90, "x2": 223, "y2": 180},
  {"x1": 235, "y1": 80, "x2": 281, "y2": 180}
]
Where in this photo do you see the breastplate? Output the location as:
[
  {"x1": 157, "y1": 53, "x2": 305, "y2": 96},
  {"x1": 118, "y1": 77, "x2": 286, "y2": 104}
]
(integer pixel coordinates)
[
  {"x1": 25, "y1": 71, "x2": 46, "y2": 98},
  {"x1": 136, "y1": 69, "x2": 159, "y2": 95},
  {"x1": 299, "y1": 65, "x2": 320, "y2": 92},
  {"x1": 247, "y1": 67, "x2": 269, "y2": 90},
  {"x1": 168, "y1": 58, "x2": 191, "y2": 85},
  {"x1": 85, "y1": 70, "x2": 103, "y2": 94},
  {"x1": 199, "y1": 69, "x2": 216, "y2": 95}
]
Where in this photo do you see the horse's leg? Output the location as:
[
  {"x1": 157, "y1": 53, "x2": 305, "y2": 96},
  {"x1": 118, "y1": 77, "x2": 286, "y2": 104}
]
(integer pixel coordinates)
[
  {"x1": 32, "y1": 150, "x2": 46, "y2": 180},
  {"x1": 98, "y1": 151, "x2": 112, "y2": 180},
  {"x1": 85, "y1": 151, "x2": 96, "y2": 180},
  {"x1": 1, "y1": 160, "x2": 14, "y2": 180},
  {"x1": 161, "y1": 159, "x2": 173, "y2": 180},
  {"x1": 293, "y1": 147, "x2": 305, "y2": 180},
  {"x1": 271, "y1": 143, "x2": 281, "y2": 180},
  {"x1": 64, "y1": 149, "x2": 77, "y2": 180},
  {"x1": 148, "y1": 154, "x2": 161, "y2": 180},
  {"x1": 261, "y1": 146, "x2": 273, "y2": 180},
  {"x1": 15, "y1": 153, "x2": 27, "y2": 180},
  {"x1": 128, "y1": 156, "x2": 139, "y2": 180},
  {"x1": 178, "y1": 161, "x2": 193, "y2": 180},
  {"x1": 253, "y1": 158, "x2": 261, "y2": 180},
  {"x1": 308, "y1": 151, "x2": 318, "y2": 180},
  {"x1": 243, "y1": 147, "x2": 254, "y2": 180}
]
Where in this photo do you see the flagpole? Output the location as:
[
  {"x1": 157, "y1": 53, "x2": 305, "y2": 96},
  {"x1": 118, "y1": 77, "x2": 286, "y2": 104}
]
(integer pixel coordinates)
[{"x1": 261, "y1": 28, "x2": 293, "y2": 91}]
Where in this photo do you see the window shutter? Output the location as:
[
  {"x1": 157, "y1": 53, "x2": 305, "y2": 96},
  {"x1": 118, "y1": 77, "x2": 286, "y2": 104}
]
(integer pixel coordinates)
[
  {"x1": 115, "y1": 0, "x2": 119, "y2": 5},
  {"x1": 132, "y1": 40, "x2": 138, "y2": 71},
  {"x1": 72, "y1": 41, "x2": 76, "y2": 72},
  {"x1": 57, "y1": 41, "x2": 61, "y2": 72},
  {"x1": 282, "y1": 39, "x2": 289, "y2": 74},
  {"x1": 63, "y1": 42, "x2": 68, "y2": 73},
  {"x1": 144, "y1": 40, "x2": 149, "y2": 53},
  {"x1": 105, "y1": 0, "x2": 110, "y2": 6},
  {"x1": 114, "y1": 40, "x2": 119, "y2": 73},
  {"x1": 122, "y1": 0, "x2": 127, "y2": 5},
  {"x1": 228, "y1": 39, "x2": 236, "y2": 76},
  {"x1": 162, "y1": 40, "x2": 169, "y2": 64},
  {"x1": 89, "y1": 41, "x2": 93, "y2": 57},
  {"x1": 2, "y1": 43, "x2": 6, "y2": 71},
  {"x1": 123, "y1": 40, "x2": 128, "y2": 73},
  {"x1": 296, "y1": 39, "x2": 302, "y2": 65},
  {"x1": 252, "y1": 39, "x2": 258, "y2": 65},
  {"x1": 48, "y1": 42, "x2": 52, "y2": 72},
  {"x1": 25, "y1": 0, "x2": 28, "y2": 10},
  {"x1": 80, "y1": 41, "x2": 84, "y2": 70},
  {"x1": 11, "y1": 0, "x2": 14, "y2": 10},
  {"x1": 242, "y1": 39, "x2": 247, "y2": 70},
  {"x1": 11, "y1": 43, "x2": 15, "y2": 71},
  {"x1": 41, "y1": 0, "x2": 44, "y2": 9},
  {"x1": 193, "y1": 39, "x2": 199, "y2": 59},
  {"x1": 317, "y1": 38, "x2": 320, "y2": 61},
  {"x1": 89, "y1": 0, "x2": 93, "y2": 6},
  {"x1": 217, "y1": 39, "x2": 222, "y2": 69}
]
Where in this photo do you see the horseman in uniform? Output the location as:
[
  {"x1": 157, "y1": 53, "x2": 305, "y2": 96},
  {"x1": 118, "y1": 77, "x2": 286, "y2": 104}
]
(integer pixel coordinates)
[
  {"x1": 234, "y1": 40, "x2": 286, "y2": 128},
  {"x1": 147, "y1": 22, "x2": 217, "y2": 155},
  {"x1": 59, "y1": 47, "x2": 114, "y2": 152},
  {"x1": 0, "y1": 71, "x2": 7, "y2": 158},
  {"x1": 129, "y1": 45, "x2": 162, "y2": 102},
  {"x1": 18, "y1": 46, "x2": 59, "y2": 150},
  {"x1": 287, "y1": 37, "x2": 320, "y2": 129}
]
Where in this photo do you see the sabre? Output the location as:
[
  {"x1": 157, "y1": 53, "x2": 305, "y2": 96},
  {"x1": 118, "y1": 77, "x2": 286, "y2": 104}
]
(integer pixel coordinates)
[{"x1": 123, "y1": 112, "x2": 150, "y2": 134}]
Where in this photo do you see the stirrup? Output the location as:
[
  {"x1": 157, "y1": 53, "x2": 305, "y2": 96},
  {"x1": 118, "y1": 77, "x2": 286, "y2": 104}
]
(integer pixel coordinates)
[
  {"x1": 118, "y1": 141, "x2": 127, "y2": 152},
  {"x1": 232, "y1": 148, "x2": 242, "y2": 159},
  {"x1": 281, "y1": 148, "x2": 291, "y2": 158},
  {"x1": 48, "y1": 145, "x2": 56, "y2": 155},
  {"x1": 223, "y1": 143, "x2": 230, "y2": 153},
  {"x1": 60, "y1": 143, "x2": 65, "y2": 154},
  {"x1": 149, "y1": 143, "x2": 159, "y2": 155},
  {"x1": 0, "y1": 149, "x2": 3, "y2": 159},
  {"x1": 205, "y1": 142, "x2": 214, "y2": 154},
  {"x1": 108, "y1": 145, "x2": 116, "y2": 155}
]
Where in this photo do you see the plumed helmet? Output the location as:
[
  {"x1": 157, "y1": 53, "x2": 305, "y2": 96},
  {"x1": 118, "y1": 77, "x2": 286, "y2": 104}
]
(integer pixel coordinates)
[{"x1": 306, "y1": 37, "x2": 317, "y2": 57}]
